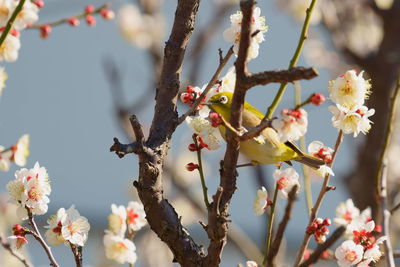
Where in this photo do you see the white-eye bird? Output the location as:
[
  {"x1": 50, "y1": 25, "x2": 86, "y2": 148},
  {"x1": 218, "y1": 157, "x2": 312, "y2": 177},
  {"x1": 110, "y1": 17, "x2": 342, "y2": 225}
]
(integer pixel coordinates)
[{"x1": 207, "y1": 92, "x2": 324, "y2": 168}]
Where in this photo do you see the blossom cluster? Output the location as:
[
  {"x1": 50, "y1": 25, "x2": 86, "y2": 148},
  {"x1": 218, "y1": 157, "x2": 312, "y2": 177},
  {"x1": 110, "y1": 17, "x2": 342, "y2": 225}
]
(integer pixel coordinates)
[
  {"x1": 328, "y1": 70, "x2": 375, "y2": 137},
  {"x1": 306, "y1": 217, "x2": 331, "y2": 243},
  {"x1": 0, "y1": 134, "x2": 29, "y2": 171},
  {"x1": 223, "y1": 6, "x2": 268, "y2": 61},
  {"x1": 103, "y1": 201, "x2": 147, "y2": 264},
  {"x1": 271, "y1": 108, "x2": 308, "y2": 142},
  {"x1": 334, "y1": 199, "x2": 386, "y2": 266}
]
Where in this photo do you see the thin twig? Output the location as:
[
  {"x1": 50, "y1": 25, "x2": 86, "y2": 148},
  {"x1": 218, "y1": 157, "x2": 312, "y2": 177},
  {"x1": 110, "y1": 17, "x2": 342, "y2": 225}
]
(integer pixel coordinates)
[
  {"x1": 265, "y1": 0, "x2": 318, "y2": 119},
  {"x1": 69, "y1": 242, "x2": 83, "y2": 267},
  {"x1": 0, "y1": 234, "x2": 34, "y2": 267},
  {"x1": 266, "y1": 185, "x2": 298, "y2": 266},
  {"x1": 375, "y1": 74, "x2": 400, "y2": 195},
  {"x1": 0, "y1": 0, "x2": 26, "y2": 46},
  {"x1": 298, "y1": 226, "x2": 346, "y2": 267},
  {"x1": 178, "y1": 46, "x2": 234, "y2": 124},
  {"x1": 263, "y1": 184, "x2": 279, "y2": 266},
  {"x1": 26, "y1": 209, "x2": 60, "y2": 267},
  {"x1": 379, "y1": 161, "x2": 396, "y2": 267},
  {"x1": 28, "y1": 3, "x2": 110, "y2": 29},
  {"x1": 193, "y1": 135, "x2": 210, "y2": 207},
  {"x1": 293, "y1": 130, "x2": 343, "y2": 266}
]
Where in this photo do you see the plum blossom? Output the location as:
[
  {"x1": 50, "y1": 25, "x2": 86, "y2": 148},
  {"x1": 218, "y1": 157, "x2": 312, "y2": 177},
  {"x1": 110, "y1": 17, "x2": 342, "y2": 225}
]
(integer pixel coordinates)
[
  {"x1": 253, "y1": 187, "x2": 270, "y2": 216},
  {"x1": 0, "y1": 145, "x2": 11, "y2": 171},
  {"x1": 45, "y1": 207, "x2": 67, "y2": 246},
  {"x1": 334, "y1": 199, "x2": 360, "y2": 226},
  {"x1": 0, "y1": 34, "x2": 21, "y2": 62},
  {"x1": 361, "y1": 236, "x2": 387, "y2": 264},
  {"x1": 307, "y1": 141, "x2": 334, "y2": 177},
  {"x1": 126, "y1": 201, "x2": 147, "y2": 232},
  {"x1": 329, "y1": 104, "x2": 375, "y2": 137},
  {"x1": 104, "y1": 232, "x2": 137, "y2": 264},
  {"x1": 108, "y1": 204, "x2": 127, "y2": 236},
  {"x1": 118, "y1": 4, "x2": 164, "y2": 49},
  {"x1": 61, "y1": 205, "x2": 90, "y2": 246},
  {"x1": 272, "y1": 108, "x2": 308, "y2": 142},
  {"x1": 14, "y1": 0, "x2": 39, "y2": 29},
  {"x1": 186, "y1": 116, "x2": 220, "y2": 150},
  {"x1": 328, "y1": 70, "x2": 371, "y2": 109},
  {"x1": 335, "y1": 240, "x2": 364, "y2": 267},
  {"x1": 273, "y1": 168, "x2": 300, "y2": 199},
  {"x1": 306, "y1": 218, "x2": 331, "y2": 244},
  {"x1": 0, "y1": 0, "x2": 16, "y2": 26},
  {"x1": 7, "y1": 162, "x2": 51, "y2": 219},
  {"x1": 223, "y1": 7, "x2": 268, "y2": 60},
  {"x1": 7, "y1": 235, "x2": 28, "y2": 250},
  {"x1": 13, "y1": 134, "x2": 29, "y2": 167}
]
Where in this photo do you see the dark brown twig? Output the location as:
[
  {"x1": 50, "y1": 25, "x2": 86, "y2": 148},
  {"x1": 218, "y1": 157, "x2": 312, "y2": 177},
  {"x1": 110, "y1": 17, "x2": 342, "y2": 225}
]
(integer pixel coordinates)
[
  {"x1": 266, "y1": 186, "x2": 298, "y2": 266},
  {"x1": 69, "y1": 242, "x2": 83, "y2": 267},
  {"x1": 0, "y1": 235, "x2": 33, "y2": 267},
  {"x1": 298, "y1": 226, "x2": 346, "y2": 267},
  {"x1": 109, "y1": 138, "x2": 144, "y2": 158}
]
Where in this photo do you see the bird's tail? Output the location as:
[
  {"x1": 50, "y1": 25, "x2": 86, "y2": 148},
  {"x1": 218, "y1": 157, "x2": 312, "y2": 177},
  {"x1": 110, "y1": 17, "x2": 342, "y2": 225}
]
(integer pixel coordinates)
[{"x1": 294, "y1": 154, "x2": 325, "y2": 169}]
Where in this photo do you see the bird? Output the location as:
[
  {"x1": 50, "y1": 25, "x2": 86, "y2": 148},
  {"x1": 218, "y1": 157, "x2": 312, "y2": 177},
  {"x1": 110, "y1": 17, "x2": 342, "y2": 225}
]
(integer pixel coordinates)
[{"x1": 206, "y1": 92, "x2": 325, "y2": 169}]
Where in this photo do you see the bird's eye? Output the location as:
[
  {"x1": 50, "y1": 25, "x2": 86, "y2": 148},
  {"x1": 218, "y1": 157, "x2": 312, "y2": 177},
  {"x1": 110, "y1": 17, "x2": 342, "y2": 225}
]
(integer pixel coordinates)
[{"x1": 219, "y1": 95, "x2": 228, "y2": 104}]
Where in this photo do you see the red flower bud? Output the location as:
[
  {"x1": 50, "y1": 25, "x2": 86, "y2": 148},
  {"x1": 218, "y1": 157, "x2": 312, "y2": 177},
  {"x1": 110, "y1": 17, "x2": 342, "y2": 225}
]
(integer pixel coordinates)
[
  {"x1": 85, "y1": 4, "x2": 95, "y2": 13},
  {"x1": 13, "y1": 224, "x2": 24, "y2": 236},
  {"x1": 310, "y1": 93, "x2": 326, "y2": 106},
  {"x1": 40, "y1": 24, "x2": 52, "y2": 39},
  {"x1": 186, "y1": 85, "x2": 195, "y2": 94},
  {"x1": 100, "y1": 9, "x2": 115, "y2": 20},
  {"x1": 188, "y1": 143, "x2": 198, "y2": 152},
  {"x1": 185, "y1": 162, "x2": 199, "y2": 172},
  {"x1": 322, "y1": 218, "x2": 331, "y2": 226},
  {"x1": 374, "y1": 224, "x2": 382, "y2": 233},
  {"x1": 10, "y1": 29, "x2": 19, "y2": 37},
  {"x1": 33, "y1": 0, "x2": 44, "y2": 8},
  {"x1": 66, "y1": 17, "x2": 80, "y2": 27},
  {"x1": 85, "y1": 15, "x2": 96, "y2": 27}
]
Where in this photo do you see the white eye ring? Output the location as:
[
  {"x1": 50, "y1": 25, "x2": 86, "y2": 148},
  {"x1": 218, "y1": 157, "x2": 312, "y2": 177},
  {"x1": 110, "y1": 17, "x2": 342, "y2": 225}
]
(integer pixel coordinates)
[{"x1": 219, "y1": 95, "x2": 228, "y2": 104}]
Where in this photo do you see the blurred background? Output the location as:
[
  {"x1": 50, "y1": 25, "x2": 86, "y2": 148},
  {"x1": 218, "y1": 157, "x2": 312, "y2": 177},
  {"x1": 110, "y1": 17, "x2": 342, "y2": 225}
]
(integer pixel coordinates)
[{"x1": 1, "y1": 0, "x2": 399, "y2": 266}]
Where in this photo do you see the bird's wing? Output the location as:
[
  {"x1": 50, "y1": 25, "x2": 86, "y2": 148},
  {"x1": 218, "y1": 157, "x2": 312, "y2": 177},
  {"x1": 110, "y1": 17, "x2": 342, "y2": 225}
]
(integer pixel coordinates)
[
  {"x1": 244, "y1": 101, "x2": 265, "y2": 120},
  {"x1": 284, "y1": 141, "x2": 305, "y2": 156}
]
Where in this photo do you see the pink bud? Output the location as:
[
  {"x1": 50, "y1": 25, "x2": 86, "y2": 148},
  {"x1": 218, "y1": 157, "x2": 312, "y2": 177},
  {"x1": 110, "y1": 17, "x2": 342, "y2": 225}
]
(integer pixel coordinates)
[
  {"x1": 320, "y1": 250, "x2": 330, "y2": 259},
  {"x1": 85, "y1": 15, "x2": 96, "y2": 27},
  {"x1": 186, "y1": 85, "x2": 195, "y2": 94},
  {"x1": 185, "y1": 162, "x2": 199, "y2": 172},
  {"x1": 374, "y1": 224, "x2": 382, "y2": 233},
  {"x1": 315, "y1": 218, "x2": 323, "y2": 225},
  {"x1": 310, "y1": 93, "x2": 326, "y2": 106},
  {"x1": 12, "y1": 224, "x2": 24, "y2": 235},
  {"x1": 40, "y1": 24, "x2": 52, "y2": 39},
  {"x1": 33, "y1": 0, "x2": 44, "y2": 8},
  {"x1": 85, "y1": 4, "x2": 95, "y2": 13},
  {"x1": 10, "y1": 29, "x2": 19, "y2": 37},
  {"x1": 188, "y1": 143, "x2": 198, "y2": 152},
  {"x1": 100, "y1": 9, "x2": 115, "y2": 20},
  {"x1": 322, "y1": 218, "x2": 331, "y2": 226},
  {"x1": 66, "y1": 17, "x2": 80, "y2": 27},
  {"x1": 320, "y1": 226, "x2": 329, "y2": 235}
]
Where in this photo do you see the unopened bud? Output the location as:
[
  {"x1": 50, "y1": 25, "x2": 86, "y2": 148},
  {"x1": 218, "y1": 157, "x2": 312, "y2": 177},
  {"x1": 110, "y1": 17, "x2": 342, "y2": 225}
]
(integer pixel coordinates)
[
  {"x1": 10, "y1": 29, "x2": 19, "y2": 37},
  {"x1": 33, "y1": 0, "x2": 44, "y2": 8},
  {"x1": 185, "y1": 162, "x2": 199, "y2": 172},
  {"x1": 188, "y1": 143, "x2": 198, "y2": 152},
  {"x1": 40, "y1": 24, "x2": 52, "y2": 39},
  {"x1": 322, "y1": 218, "x2": 331, "y2": 226},
  {"x1": 100, "y1": 9, "x2": 115, "y2": 20},
  {"x1": 85, "y1": 15, "x2": 96, "y2": 27},
  {"x1": 310, "y1": 93, "x2": 326, "y2": 106},
  {"x1": 66, "y1": 17, "x2": 80, "y2": 27},
  {"x1": 85, "y1": 4, "x2": 95, "y2": 13}
]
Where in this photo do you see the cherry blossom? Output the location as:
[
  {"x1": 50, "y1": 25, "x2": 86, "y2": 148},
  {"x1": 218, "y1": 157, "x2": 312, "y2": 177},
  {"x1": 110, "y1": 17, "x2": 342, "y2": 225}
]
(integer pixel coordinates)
[
  {"x1": 334, "y1": 199, "x2": 360, "y2": 226},
  {"x1": 335, "y1": 240, "x2": 364, "y2": 267},
  {"x1": 45, "y1": 207, "x2": 67, "y2": 246},
  {"x1": 108, "y1": 204, "x2": 127, "y2": 236},
  {"x1": 0, "y1": 34, "x2": 21, "y2": 62},
  {"x1": 61, "y1": 205, "x2": 90, "y2": 246}
]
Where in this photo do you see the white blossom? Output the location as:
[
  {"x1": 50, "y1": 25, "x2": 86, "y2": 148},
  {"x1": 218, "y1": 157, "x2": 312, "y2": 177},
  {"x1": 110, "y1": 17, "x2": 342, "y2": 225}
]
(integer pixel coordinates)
[
  {"x1": 335, "y1": 240, "x2": 364, "y2": 267},
  {"x1": 362, "y1": 236, "x2": 387, "y2": 263},
  {"x1": 6, "y1": 235, "x2": 28, "y2": 250},
  {"x1": 108, "y1": 204, "x2": 127, "y2": 237},
  {"x1": 61, "y1": 205, "x2": 90, "y2": 246},
  {"x1": 0, "y1": 0, "x2": 17, "y2": 27},
  {"x1": 186, "y1": 116, "x2": 220, "y2": 150},
  {"x1": 0, "y1": 145, "x2": 11, "y2": 171},
  {"x1": 0, "y1": 34, "x2": 21, "y2": 62},
  {"x1": 329, "y1": 104, "x2": 375, "y2": 137},
  {"x1": 223, "y1": 7, "x2": 268, "y2": 61},
  {"x1": 14, "y1": 0, "x2": 39, "y2": 29},
  {"x1": 0, "y1": 66, "x2": 7, "y2": 96},
  {"x1": 104, "y1": 232, "x2": 137, "y2": 264},
  {"x1": 273, "y1": 168, "x2": 300, "y2": 199},
  {"x1": 328, "y1": 70, "x2": 371, "y2": 109},
  {"x1": 126, "y1": 201, "x2": 147, "y2": 232},
  {"x1": 253, "y1": 187, "x2": 269, "y2": 216},
  {"x1": 334, "y1": 199, "x2": 360, "y2": 226},
  {"x1": 45, "y1": 207, "x2": 67, "y2": 246},
  {"x1": 13, "y1": 134, "x2": 29, "y2": 166},
  {"x1": 272, "y1": 108, "x2": 308, "y2": 142}
]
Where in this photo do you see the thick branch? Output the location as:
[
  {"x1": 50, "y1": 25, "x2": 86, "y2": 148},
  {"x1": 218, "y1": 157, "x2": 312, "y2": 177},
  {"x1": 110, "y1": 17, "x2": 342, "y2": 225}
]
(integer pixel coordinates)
[
  {"x1": 298, "y1": 226, "x2": 346, "y2": 267},
  {"x1": 203, "y1": 1, "x2": 255, "y2": 266},
  {"x1": 244, "y1": 67, "x2": 318, "y2": 88}
]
